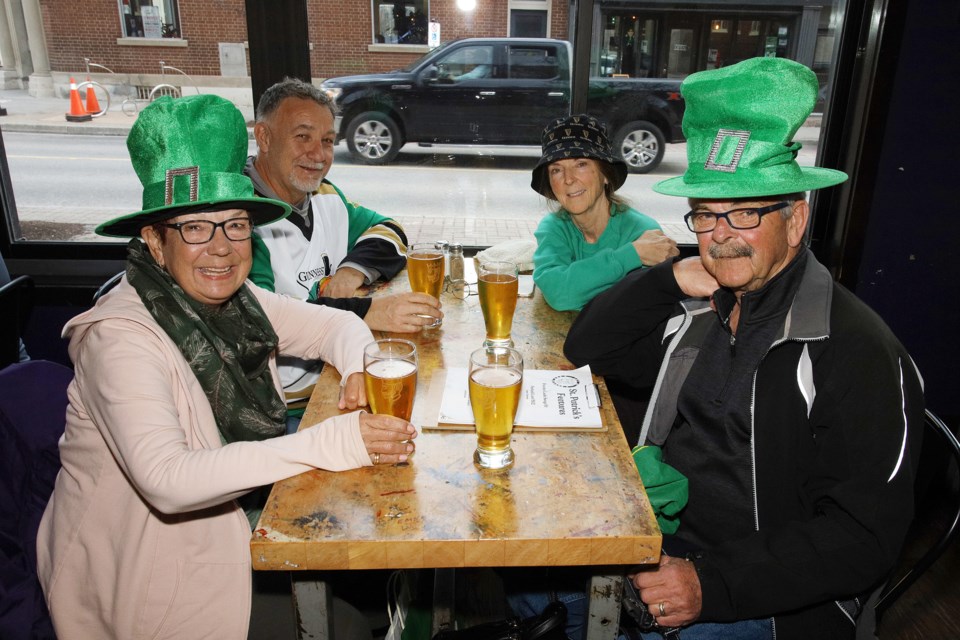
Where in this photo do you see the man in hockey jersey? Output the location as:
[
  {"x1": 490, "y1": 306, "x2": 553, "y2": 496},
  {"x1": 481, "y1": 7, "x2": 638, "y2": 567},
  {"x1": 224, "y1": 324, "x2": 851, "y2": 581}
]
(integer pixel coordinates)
[{"x1": 247, "y1": 78, "x2": 441, "y2": 425}]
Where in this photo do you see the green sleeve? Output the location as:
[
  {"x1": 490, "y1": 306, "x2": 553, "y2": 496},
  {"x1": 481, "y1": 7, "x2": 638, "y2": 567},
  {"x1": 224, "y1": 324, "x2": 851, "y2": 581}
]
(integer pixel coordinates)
[
  {"x1": 248, "y1": 234, "x2": 276, "y2": 292},
  {"x1": 532, "y1": 213, "x2": 646, "y2": 311},
  {"x1": 327, "y1": 181, "x2": 391, "y2": 247}
]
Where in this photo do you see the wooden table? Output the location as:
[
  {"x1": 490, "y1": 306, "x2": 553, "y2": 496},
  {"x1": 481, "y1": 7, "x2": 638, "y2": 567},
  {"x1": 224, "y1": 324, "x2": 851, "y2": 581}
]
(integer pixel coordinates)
[{"x1": 252, "y1": 273, "x2": 662, "y2": 639}]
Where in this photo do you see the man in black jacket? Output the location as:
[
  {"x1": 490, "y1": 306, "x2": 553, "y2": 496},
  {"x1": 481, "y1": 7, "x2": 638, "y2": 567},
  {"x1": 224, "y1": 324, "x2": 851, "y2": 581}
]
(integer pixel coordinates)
[{"x1": 564, "y1": 58, "x2": 924, "y2": 639}]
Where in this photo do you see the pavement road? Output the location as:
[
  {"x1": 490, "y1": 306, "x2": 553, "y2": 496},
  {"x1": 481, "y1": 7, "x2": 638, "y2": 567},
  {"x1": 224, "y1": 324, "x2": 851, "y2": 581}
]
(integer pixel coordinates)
[{"x1": 3, "y1": 130, "x2": 819, "y2": 244}]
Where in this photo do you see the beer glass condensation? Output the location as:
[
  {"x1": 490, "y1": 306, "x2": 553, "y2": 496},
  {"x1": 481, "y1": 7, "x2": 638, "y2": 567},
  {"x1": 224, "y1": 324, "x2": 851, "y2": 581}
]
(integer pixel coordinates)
[
  {"x1": 407, "y1": 242, "x2": 445, "y2": 328},
  {"x1": 477, "y1": 261, "x2": 519, "y2": 347},
  {"x1": 469, "y1": 346, "x2": 523, "y2": 469},
  {"x1": 363, "y1": 339, "x2": 418, "y2": 421}
]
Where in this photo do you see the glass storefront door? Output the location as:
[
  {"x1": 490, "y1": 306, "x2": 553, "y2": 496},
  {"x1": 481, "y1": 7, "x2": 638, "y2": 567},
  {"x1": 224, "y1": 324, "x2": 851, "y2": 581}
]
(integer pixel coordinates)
[
  {"x1": 598, "y1": 13, "x2": 657, "y2": 78},
  {"x1": 663, "y1": 16, "x2": 697, "y2": 78}
]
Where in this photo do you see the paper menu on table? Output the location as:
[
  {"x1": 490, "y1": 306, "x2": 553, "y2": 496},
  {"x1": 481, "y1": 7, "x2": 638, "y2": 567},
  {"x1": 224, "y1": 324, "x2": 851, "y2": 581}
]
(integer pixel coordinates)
[{"x1": 436, "y1": 365, "x2": 603, "y2": 429}]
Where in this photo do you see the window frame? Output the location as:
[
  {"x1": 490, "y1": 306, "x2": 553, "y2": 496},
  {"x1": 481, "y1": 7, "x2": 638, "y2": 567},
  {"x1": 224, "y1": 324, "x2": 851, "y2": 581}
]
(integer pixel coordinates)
[
  {"x1": 0, "y1": 0, "x2": 901, "y2": 292},
  {"x1": 117, "y1": 0, "x2": 183, "y2": 40},
  {"x1": 371, "y1": 0, "x2": 430, "y2": 46}
]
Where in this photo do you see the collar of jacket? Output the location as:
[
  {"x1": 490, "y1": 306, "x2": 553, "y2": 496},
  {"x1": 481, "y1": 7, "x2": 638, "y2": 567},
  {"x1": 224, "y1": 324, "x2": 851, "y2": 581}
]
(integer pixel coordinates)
[{"x1": 680, "y1": 247, "x2": 834, "y2": 343}]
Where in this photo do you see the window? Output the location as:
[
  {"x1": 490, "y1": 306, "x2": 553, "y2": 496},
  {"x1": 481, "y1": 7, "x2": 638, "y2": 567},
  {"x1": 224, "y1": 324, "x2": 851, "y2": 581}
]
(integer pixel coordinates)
[
  {"x1": 3, "y1": 0, "x2": 850, "y2": 262},
  {"x1": 372, "y1": 1, "x2": 428, "y2": 44},
  {"x1": 435, "y1": 45, "x2": 496, "y2": 81},
  {"x1": 507, "y1": 46, "x2": 560, "y2": 80},
  {"x1": 119, "y1": 0, "x2": 181, "y2": 38}
]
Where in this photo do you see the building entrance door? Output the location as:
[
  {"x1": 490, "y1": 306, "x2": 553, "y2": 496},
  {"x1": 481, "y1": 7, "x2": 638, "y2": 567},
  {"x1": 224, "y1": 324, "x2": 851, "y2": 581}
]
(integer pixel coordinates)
[{"x1": 661, "y1": 17, "x2": 698, "y2": 79}]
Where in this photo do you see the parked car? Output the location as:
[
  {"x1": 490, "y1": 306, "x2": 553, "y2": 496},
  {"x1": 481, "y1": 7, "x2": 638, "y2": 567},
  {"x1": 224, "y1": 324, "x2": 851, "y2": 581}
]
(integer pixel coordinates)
[{"x1": 321, "y1": 38, "x2": 685, "y2": 173}]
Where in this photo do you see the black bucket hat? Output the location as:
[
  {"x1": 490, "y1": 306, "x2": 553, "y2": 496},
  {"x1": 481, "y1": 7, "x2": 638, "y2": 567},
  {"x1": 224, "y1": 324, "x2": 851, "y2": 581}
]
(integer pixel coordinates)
[{"x1": 530, "y1": 114, "x2": 628, "y2": 196}]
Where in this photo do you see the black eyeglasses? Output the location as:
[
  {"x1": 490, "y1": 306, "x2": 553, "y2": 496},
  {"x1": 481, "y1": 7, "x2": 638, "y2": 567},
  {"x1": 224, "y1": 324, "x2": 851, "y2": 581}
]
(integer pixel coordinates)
[
  {"x1": 684, "y1": 202, "x2": 789, "y2": 234},
  {"x1": 160, "y1": 217, "x2": 253, "y2": 244}
]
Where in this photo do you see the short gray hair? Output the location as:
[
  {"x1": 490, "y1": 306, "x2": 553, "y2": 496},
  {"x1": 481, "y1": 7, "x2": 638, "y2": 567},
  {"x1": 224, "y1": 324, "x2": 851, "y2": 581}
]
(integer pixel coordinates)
[{"x1": 255, "y1": 77, "x2": 334, "y2": 122}]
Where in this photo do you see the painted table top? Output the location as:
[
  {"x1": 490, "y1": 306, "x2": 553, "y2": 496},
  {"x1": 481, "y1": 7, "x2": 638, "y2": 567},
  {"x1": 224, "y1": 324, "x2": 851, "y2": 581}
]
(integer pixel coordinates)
[{"x1": 252, "y1": 273, "x2": 662, "y2": 570}]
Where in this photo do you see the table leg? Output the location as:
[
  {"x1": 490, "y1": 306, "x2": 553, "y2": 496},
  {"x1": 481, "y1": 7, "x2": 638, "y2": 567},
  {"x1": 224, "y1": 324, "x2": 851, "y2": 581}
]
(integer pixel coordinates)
[
  {"x1": 291, "y1": 572, "x2": 334, "y2": 640},
  {"x1": 586, "y1": 572, "x2": 623, "y2": 640},
  {"x1": 432, "y1": 568, "x2": 457, "y2": 635}
]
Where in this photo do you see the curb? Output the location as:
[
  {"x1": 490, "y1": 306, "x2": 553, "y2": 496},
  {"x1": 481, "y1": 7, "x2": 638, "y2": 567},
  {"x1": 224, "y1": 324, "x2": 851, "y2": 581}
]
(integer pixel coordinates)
[
  {"x1": 1, "y1": 119, "x2": 256, "y2": 138},
  {"x1": 1, "y1": 121, "x2": 131, "y2": 136}
]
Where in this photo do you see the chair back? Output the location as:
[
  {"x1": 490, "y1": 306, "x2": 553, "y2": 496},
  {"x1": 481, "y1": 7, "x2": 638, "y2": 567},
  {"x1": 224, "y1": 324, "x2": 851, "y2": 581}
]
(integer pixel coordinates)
[
  {"x1": 0, "y1": 360, "x2": 73, "y2": 640},
  {"x1": 0, "y1": 274, "x2": 34, "y2": 368},
  {"x1": 92, "y1": 270, "x2": 124, "y2": 304},
  {"x1": 875, "y1": 409, "x2": 960, "y2": 621}
]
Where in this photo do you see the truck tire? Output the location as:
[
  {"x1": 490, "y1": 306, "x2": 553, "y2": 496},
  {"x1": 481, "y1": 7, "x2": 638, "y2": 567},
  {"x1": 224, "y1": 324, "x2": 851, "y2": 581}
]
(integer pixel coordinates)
[
  {"x1": 613, "y1": 121, "x2": 665, "y2": 174},
  {"x1": 345, "y1": 112, "x2": 403, "y2": 164}
]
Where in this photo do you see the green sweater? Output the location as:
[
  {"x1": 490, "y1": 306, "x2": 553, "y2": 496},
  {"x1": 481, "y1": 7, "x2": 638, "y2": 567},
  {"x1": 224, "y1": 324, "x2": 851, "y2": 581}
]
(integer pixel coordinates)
[{"x1": 533, "y1": 206, "x2": 661, "y2": 311}]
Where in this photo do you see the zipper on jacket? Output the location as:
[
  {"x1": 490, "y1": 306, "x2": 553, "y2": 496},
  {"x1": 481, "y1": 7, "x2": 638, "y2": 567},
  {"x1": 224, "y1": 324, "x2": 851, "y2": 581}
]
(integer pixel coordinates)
[{"x1": 748, "y1": 334, "x2": 828, "y2": 531}]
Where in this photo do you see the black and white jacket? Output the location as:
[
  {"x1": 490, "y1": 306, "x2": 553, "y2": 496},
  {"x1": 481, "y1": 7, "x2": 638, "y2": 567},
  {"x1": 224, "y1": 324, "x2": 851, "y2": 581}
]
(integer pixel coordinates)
[{"x1": 565, "y1": 250, "x2": 924, "y2": 640}]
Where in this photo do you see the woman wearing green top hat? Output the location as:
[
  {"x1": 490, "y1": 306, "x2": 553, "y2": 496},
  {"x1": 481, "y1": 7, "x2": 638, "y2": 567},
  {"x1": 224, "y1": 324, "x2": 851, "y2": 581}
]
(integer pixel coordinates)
[
  {"x1": 530, "y1": 113, "x2": 680, "y2": 312},
  {"x1": 35, "y1": 95, "x2": 417, "y2": 639}
]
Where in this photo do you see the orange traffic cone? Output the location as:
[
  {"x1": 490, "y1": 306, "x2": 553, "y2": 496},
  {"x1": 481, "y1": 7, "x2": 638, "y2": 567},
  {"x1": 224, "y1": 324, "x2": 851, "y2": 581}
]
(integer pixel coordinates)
[
  {"x1": 83, "y1": 76, "x2": 102, "y2": 116},
  {"x1": 65, "y1": 77, "x2": 92, "y2": 123}
]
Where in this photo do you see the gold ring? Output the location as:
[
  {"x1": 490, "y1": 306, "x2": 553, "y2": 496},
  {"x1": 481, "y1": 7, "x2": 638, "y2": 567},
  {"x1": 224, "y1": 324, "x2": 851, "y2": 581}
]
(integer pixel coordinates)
[
  {"x1": 658, "y1": 602, "x2": 666, "y2": 617},
  {"x1": 373, "y1": 452, "x2": 381, "y2": 465}
]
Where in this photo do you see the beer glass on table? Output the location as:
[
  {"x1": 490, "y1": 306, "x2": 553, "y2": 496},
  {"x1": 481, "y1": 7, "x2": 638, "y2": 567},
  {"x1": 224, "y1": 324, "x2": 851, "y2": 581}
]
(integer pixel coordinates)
[
  {"x1": 477, "y1": 261, "x2": 519, "y2": 347},
  {"x1": 363, "y1": 339, "x2": 418, "y2": 421},
  {"x1": 469, "y1": 346, "x2": 523, "y2": 469},
  {"x1": 407, "y1": 242, "x2": 445, "y2": 328}
]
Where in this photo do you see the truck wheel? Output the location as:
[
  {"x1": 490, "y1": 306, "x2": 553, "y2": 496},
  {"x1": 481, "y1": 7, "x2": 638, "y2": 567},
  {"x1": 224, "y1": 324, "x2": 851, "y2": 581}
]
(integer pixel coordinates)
[
  {"x1": 345, "y1": 112, "x2": 402, "y2": 164},
  {"x1": 613, "y1": 121, "x2": 665, "y2": 174}
]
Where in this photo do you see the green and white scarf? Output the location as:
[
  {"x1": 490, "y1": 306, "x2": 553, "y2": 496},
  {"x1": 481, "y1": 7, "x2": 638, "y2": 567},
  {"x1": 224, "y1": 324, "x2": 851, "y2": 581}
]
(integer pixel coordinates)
[{"x1": 126, "y1": 239, "x2": 286, "y2": 443}]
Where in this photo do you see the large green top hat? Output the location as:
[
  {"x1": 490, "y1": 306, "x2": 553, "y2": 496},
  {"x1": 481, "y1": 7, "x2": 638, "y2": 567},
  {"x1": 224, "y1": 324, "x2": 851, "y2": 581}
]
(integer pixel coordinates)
[
  {"x1": 96, "y1": 94, "x2": 290, "y2": 238},
  {"x1": 654, "y1": 57, "x2": 847, "y2": 199}
]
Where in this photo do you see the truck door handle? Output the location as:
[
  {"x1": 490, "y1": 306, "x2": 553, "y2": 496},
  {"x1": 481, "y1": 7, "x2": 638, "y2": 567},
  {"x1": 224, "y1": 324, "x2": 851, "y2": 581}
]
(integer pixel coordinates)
[
  {"x1": 548, "y1": 92, "x2": 565, "y2": 97},
  {"x1": 479, "y1": 91, "x2": 496, "y2": 96}
]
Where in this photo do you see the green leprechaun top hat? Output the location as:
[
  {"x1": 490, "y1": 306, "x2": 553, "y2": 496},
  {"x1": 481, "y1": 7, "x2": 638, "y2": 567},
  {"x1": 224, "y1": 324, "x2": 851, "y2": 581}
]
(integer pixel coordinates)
[
  {"x1": 653, "y1": 57, "x2": 847, "y2": 199},
  {"x1": 96, "y1": 94, "x2": 290, "y2": 238}
]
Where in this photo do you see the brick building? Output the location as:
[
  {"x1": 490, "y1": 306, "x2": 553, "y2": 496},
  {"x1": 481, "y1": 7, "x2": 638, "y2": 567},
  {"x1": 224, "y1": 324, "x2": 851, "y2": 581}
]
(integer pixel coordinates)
[
  {"x1": 5, "y1": 0, "x2": 566, "y2": 100},
  {"x1": 4, "y1": 0, "x2": 832, "y2": 102}
]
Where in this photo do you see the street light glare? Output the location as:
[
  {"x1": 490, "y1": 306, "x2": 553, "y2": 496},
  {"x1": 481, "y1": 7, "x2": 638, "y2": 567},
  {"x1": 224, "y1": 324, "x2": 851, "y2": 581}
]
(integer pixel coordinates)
[{"x1": 456, "y1": 0, "x2": 477, "y2": 11}]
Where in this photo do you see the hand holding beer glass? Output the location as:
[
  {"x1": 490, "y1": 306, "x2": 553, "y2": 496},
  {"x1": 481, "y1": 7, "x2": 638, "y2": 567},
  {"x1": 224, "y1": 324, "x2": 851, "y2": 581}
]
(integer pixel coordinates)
[
  {"x1": 407, "y1": 243, "x2": 445, "y2": 328},
  {"x1": 469, "y1": 347, "x2": 523, "y2": 469},
  {"x1": 363, "y1": 339, "x2": 418, "y2": 421},
  {"x1": 477, "y1": 261, "x2": 519, "y2": 347}
]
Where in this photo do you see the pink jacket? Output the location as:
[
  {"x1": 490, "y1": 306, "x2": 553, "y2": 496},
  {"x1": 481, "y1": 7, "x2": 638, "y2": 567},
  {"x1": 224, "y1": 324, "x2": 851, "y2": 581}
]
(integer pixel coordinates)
[{"x1": 37, "y1": 278, "x2": 374, "y2": 639}]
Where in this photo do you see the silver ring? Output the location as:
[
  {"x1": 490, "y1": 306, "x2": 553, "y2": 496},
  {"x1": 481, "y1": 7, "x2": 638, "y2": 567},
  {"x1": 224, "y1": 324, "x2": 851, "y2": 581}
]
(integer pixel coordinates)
[
  {"x1": 658, "y1": 602, "x2": 666, "y2": 617},
  {"x1": 373, "y1": 452, "x2": 381, "y2": 465}
]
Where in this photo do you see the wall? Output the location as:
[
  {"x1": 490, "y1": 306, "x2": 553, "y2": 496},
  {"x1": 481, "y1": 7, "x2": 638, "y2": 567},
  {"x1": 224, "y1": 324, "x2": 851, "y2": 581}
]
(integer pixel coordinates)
[
  {"x1": 39, "y1": 0, "x2": 250, "y2": 77},
  {"x1": 853, "y1": 1, "x2": 958, "y2": 416},
  {"x1": 40, "y1": 1, "x2": 569, "y2": 80}
]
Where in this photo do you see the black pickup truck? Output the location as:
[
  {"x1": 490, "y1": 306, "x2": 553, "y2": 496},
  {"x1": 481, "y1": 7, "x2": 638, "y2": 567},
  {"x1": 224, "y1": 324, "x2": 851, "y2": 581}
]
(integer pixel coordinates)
[{"x1": 320, "y1": 38, "x2": 685, "y2": 173}]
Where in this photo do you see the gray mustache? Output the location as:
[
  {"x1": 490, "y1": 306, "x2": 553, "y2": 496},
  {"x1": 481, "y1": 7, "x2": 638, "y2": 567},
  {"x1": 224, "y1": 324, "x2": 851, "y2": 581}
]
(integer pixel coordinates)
[{"x1": 708, "y1": 244, "x2": 754, "y2": 259}]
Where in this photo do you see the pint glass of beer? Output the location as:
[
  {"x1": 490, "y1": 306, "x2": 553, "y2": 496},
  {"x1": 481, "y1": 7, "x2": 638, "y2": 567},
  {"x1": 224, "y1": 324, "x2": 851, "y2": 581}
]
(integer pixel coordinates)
[
  {"x1": 477, "y1": 261, "x2": 519, "y2": 347},
  {"x1": 469, "y1": 346, "x2": 523, "y2": 469},
  {"x1": 407, "y1": 242, "x2": 445, "y2": 328},
  {"x1": 363, "y1": 339, "x2": 418, "y2": 421}
]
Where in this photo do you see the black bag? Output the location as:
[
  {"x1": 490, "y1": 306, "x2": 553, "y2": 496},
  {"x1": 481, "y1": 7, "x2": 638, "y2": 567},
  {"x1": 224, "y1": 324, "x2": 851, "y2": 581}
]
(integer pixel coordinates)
[{"x1": 431, "y1": 601, "x2": 567, "y2": 640}]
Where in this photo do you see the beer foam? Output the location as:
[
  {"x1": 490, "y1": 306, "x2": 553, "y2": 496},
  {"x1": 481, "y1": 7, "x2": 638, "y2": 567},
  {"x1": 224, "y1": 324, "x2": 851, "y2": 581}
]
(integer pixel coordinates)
[
  {"x1": 471, "y1": 367, "x2": 521, "y2": 388},
  {"x1": 367, "y1": 359, "x2": 417, "y2": 379}
]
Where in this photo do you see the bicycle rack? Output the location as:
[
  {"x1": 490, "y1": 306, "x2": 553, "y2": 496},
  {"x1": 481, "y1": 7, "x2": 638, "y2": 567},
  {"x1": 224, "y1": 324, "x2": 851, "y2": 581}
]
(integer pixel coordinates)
[{"x1": 147, "y1": 61, "x2": 199, "y2": 103}]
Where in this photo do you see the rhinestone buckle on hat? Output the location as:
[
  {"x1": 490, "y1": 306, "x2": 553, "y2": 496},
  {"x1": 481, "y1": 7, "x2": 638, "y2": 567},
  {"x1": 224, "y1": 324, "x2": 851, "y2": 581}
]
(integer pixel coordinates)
[
  {"x1": 164, "y1": 166, "x2": 200, "y2": 205},
  {"x1": 704, "y1": 129, "x2": 751, "y2": 173}
]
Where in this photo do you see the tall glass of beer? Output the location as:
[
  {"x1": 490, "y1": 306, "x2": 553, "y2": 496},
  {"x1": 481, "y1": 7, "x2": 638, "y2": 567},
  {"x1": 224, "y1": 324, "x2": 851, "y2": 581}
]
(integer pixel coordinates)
[
  {"x1": 407, "y1": 242, "x2": 445, "y2": 328},
  {"x1": 469, "y1": 346, "x2": 523, "y2": 469},
  {"x1": 363, "y1": 339, "x2": 418, "y2": 421},
  {"x1": 477, "y1": 261, "x2": 519, "y2": 347}
]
